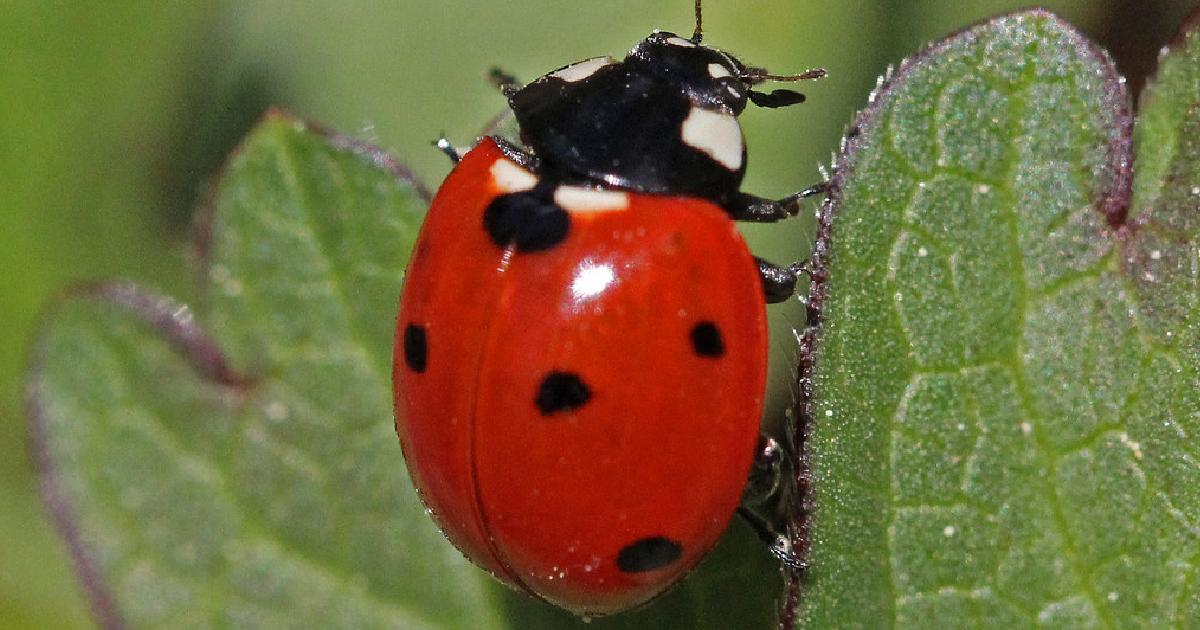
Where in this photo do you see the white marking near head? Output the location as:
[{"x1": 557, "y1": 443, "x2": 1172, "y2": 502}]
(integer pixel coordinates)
[
  {"x1": 707, "y1": 63, "x2": 733, "y2": 79},
  {"x1": 681, "y1": 107, "x2": 744, "y2": 171},
  {"x1": 665, "y1": 36, "x2": 697, "y2": 48},
  {"x1": 490, "y1": 159, "x2": 537, "y2": 193},
  {"x1": 553, "y1": 185, "x2": 630, "y2": 213},
  {"x1": 551, "y1": 56, "x2": 617, "y2": 83}
]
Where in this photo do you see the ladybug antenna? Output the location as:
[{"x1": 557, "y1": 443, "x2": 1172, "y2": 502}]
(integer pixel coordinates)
[
  {"x1": 742, "y1": 67, "x2": 827, "y2": 84},
  {"x1": 690, "y1": 0, "x2": 703, "y2": 44}
]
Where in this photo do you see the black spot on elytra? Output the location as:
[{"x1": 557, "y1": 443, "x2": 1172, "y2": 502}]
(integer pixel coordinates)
[
  {"x1": 690, "y1": 321, "x2": 725, "y2": 358},
  {"x1": 484, "y1": 191, "x2": 569, "y2": 252},
  {"x1": 535, "y1": 371, "x2": 591, "y2": 416},
  {"x1": 403, "y1": 324, "x2": 428, "y2": 373},
  {"x1": 616, "y1": 537, "x2": 683, "y2": 573}
]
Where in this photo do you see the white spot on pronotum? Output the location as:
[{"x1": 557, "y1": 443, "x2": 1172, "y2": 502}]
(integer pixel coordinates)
[
  {"x1": 680, "y1": 107, "x2": 744, "y2": 170},
  {"x1": 554, "y1": 185, "x2": 630, "y2": 213},
  {"x1": 707, "y1": 63, "x2": 733, "y2": 79},
  {"x1": 490, "y1": 159, "x2": 537, "y2": 193},
  {"x1": 665, "y1": 36, "x2": 696, "y2": 47},
  {"x1": 550, "y1": 56, "x2": 617, "y2": 83}
]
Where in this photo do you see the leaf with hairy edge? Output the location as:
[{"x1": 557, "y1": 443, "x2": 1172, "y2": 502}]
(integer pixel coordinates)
[{"x1": 791, "y1": 9, "x2": 1200, "y2": 629}]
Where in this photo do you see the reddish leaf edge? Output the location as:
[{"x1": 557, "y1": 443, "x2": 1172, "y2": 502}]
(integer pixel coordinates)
[
  {"x1": 23, "y1": 109, "x2": 431, "y2": 630},
  {"x1": 780, "y1": 10, "x2": 1135, "y2": 630},
  {"x1": 24, "y1": 281, "x2": 252, "y2": 630},
  {"x1": 1126, "y1": 4, "x2": 1200, "y2": 233}
]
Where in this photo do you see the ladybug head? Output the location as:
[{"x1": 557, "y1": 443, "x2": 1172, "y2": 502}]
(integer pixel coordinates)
[
  {"x1": 627, "y1": 2, "x2": 825, "y2": 116},
  {"x1": 500, "y1": 0, "x2": 825, "y2": 201}
]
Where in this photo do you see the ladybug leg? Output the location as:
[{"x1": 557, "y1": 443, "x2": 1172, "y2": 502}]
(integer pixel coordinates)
[
  {"x1": 727, "y1": 183, "x2": 830, "y2": 223},
  {"x1": 739, "y1": 436, "x2": 805, "y2": 570},
  {"x1": 478, "y1": 68, "x2": 520, "y2": 140},
  {"x1": 737, "y1": 507, "x2": 803, "y2": 570},
  {"x1": 795, "y1": 181, "x2": 831, "y2": 200},
  {"x1": 743, "y1": 435, "x2": 786, "y2": 502},
  {"x1": 488, "y1": 67, "x2": 522, "y2": 98},
  {"x1": 477, "y1": 108, "x2": 517, "y2": 140},
  {"x1": 727, "y1": 193, "x2": 794, "y2": 222},
  {"x1": 434, "y1": 134, "x2": 464, "y2": 164},
  {"x1": 756, "y1": 257, "x2": 803, "y2": 304}
]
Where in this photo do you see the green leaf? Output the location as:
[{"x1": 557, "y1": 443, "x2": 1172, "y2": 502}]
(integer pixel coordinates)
[
  {"x1": 797, "y1": 9, "x2": 1200, "y2": 628},
  {"x1": 28, "y1": 112, "x2": 783, "y2": 629}
]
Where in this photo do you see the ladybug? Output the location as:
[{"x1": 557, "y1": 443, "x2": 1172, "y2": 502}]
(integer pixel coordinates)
[{"x1": 393, "y1": 1, "x2": 824, "y2": 617}]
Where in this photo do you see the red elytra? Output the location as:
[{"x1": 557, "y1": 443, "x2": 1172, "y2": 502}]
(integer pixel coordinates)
[{"x1": 393, "y1": 138, "x2": 767, "y2": 615}]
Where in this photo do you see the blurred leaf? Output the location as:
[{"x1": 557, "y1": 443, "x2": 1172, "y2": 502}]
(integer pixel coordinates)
[
  {"x1": 0, "y1": 4, "x2": 238, "y2": 625},
  {"x1": 1132, "y1": 10, "x2": 1200, "y2": 220},
  {"x1": 796, "y1": 9, "x2": 1200, "y2": 628}
]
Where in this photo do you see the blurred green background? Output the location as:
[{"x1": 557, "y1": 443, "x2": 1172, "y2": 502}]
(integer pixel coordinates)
[{"x1": 1, "y1": 1, "x2": 1193, "y2": 627}]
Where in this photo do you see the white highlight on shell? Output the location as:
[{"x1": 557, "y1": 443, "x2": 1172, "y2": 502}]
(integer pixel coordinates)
[
  {"x1": 571, "y1": 263, "x2": 616, "y2": 299},
  {"x1": 550, "y1": 56, "x2": 617, "y2": 83},
  {"x1": 680, "y1": 106, "x2": 744, "y2": 170},
  {"x1": 490, "y1": 159, "x2": 537, "y2": 193},
  {"x1": 553, "y1": 185, "x2": 630, "y2": 213},
  {"x1": 665, "y1": 36, "x2": 696, "y2": 47},
  {"x1": 707, "y1": 63, "x2": 733, "y2": 79}
]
